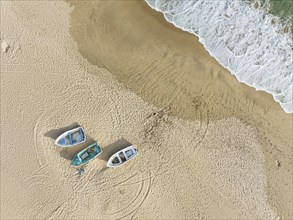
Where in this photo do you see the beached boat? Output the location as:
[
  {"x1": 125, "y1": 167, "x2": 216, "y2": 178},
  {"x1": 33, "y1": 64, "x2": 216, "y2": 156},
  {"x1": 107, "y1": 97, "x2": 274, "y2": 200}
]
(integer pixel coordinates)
[
  {"x1": 55, "y1": 127, "x2": 85, "y2": 147},
  {"x1": 107, "y1": 146, "x2": 138, "y2": 168},
  {"x1": 71, "y1": 142, "x2": 102, "y2": 166}
]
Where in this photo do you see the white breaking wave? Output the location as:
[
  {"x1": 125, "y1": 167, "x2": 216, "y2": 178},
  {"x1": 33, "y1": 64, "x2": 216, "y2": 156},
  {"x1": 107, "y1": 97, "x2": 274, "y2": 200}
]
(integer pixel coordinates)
[{"x1": 145, "y1": 0, "x2": 293, "y2": 113}]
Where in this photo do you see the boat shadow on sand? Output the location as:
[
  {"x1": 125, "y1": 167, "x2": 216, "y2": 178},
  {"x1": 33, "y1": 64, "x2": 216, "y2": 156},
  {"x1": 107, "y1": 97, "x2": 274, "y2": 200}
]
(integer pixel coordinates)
[
  {"x1": 58, "y1": 138, "x2": 134, "y2": 173},
  {"x1": 56, "y1": 137, "x2": 133, "y2": 163},
  {"x1": 44, "y1": 122, "x2": 80, "y2": 140},
  {"x1": 44, "y1": 123, "x2": 97, "y2": 161},
  {"x1": 57, "y1": 135, "x2": 97, "y2": 161},
  {"x1": 95, "y1": 138, "x2": 133, "y2": 173},
  {"x1": 98, "y1": 138, "x2": 132, "y2": 162},
  {"x1": 45, "y1": 125, "x2": 133, "y2": 166}
]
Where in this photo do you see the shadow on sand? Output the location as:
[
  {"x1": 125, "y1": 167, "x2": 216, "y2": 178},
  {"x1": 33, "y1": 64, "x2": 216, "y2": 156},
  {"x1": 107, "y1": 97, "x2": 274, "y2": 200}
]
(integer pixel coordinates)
[
  {"x1": 98, "y1": 138, "x2": 132, "y2": 162},
  {"x1": 44, "y1": 123, "x2": 80, "y2": 140},
  {"x1": 45, "y1": 124, "x2": 132, "y2": 165},
  {"x1": 44, "y1": 124, "x2": 99, "y2": 161},
  {"x1": 58, "y1": 135, "x2": 97, "y2": 161}
]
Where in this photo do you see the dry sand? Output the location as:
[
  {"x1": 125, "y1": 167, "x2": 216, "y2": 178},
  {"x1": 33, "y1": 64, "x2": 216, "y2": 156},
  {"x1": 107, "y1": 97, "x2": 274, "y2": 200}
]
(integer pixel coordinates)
[{"x1": 1, "y1": 0, "x2": 292, "y2": 219}]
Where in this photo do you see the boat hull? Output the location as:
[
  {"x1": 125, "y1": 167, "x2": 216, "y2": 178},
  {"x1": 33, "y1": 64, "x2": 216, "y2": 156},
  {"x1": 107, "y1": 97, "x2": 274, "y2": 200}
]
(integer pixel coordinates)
[
  {"x1": 107, "y1": 146, "x2": 138, "y2": 168},
  {"x1": 55, "y1": 127, "x2": 85, "y2": 147},
  {"x1": 71, "y1": 142, "x2": 102, "y2": 167}
]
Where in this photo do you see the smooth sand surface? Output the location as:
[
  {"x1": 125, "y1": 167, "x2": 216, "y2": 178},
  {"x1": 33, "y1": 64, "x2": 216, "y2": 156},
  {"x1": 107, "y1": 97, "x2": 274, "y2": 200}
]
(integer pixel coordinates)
[{"x1": 1, "y1": 1, "x2": 292, "y2": 219}]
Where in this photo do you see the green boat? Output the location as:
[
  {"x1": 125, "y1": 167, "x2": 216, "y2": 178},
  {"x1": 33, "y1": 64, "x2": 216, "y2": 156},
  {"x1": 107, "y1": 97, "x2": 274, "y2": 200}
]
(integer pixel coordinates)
[{"x1": 71, "y1": 142, "x2": 102, "y2": 166}]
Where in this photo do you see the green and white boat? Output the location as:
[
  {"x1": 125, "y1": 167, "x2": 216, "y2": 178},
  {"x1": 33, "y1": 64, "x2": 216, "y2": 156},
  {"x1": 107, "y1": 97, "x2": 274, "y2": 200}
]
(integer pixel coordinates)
[{"x1": 71, "y1": 142, "x2": 102, "y2": 167}]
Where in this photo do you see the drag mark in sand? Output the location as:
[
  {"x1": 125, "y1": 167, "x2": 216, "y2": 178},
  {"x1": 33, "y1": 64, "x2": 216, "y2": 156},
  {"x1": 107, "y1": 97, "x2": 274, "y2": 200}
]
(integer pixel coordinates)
[
  {"x1": 24, "y1": 77, "x2": 110, "y2": 218},
  {"x1": 196, "y1": 116, "x2": 210, "y2": 147},
  {"x1": 33, "y1": 114, "x2": 48, "y2": 168},
  {"x1": 114, "y1": 172, "x2": 152, "y2": 220},
  {"x1": 46, "y1": 205, "x2": 62, "y2": 219},
  {"x1": 107, "y1": 89, "x2": 123, "y2": 129}
]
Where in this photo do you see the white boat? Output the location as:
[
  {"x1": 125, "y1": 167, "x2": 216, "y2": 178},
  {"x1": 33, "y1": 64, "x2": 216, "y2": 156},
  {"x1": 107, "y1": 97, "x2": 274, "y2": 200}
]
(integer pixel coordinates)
[
  {"x1": 55, "y1": 127, "x2": 86, "y2": 147},
  {"x1": 107, "y1": 146, "x2": 138, "y2": 168}
]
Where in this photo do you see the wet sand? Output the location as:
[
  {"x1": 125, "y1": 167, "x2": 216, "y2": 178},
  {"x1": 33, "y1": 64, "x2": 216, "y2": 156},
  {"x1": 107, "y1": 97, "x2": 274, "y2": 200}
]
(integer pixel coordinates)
[
  {"x1": 1, "y1": 0, "x2": 292, "y2": 219},
  {"x1": 69, "y1": 1, "x2": 293, "y2": 218}
]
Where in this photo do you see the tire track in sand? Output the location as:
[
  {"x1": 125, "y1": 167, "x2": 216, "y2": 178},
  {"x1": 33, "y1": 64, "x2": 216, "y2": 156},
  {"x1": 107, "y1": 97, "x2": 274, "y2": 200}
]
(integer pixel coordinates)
[
  {"x1": 102, "y1": 172, "x2": 152, "y2": 220},
  {"x1": 28, "y1": 79, "x2": 102, "y2": 218}
]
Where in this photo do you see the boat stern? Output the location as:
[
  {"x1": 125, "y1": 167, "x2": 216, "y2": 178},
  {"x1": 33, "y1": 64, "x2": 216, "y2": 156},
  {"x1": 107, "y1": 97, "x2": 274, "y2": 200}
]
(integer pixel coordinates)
[{"x1": 71, "y1": 155, "x2": 82, "y2": 166}]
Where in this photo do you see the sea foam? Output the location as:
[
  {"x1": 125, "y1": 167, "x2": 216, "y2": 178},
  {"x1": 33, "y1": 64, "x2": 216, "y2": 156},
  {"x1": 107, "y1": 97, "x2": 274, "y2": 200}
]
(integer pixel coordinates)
[{"x1": 145, "y1": 0, "x2": 293, "y2": 113}]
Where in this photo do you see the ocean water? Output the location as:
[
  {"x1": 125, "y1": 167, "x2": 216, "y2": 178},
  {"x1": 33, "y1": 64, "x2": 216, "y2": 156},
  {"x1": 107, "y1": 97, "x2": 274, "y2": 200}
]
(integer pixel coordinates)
[
  {"x1": 145, "y1": 0, "x2": 293, "y2": 113},
  {"x1": 267, "y1": 0, "x2": 293, "y2": 32}
]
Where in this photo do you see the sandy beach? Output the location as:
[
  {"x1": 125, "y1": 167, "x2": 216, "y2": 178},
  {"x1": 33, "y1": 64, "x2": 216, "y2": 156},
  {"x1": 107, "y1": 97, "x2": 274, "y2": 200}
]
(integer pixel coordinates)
[{"x1": 1, "y1": 1, "x2": 292, "y2": 219}]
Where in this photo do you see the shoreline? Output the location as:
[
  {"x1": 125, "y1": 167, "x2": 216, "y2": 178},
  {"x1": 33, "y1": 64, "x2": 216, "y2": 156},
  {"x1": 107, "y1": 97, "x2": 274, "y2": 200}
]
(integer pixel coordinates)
[
  {"x1": 69, "y1": 0, "x2": 292, "y2": 217},
  {"x1": 144, "y1": 0, "x2": 293, "y2": 113},
  {"x1": 1, "y1": 0, "x2": 292, "y2": 219}
]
